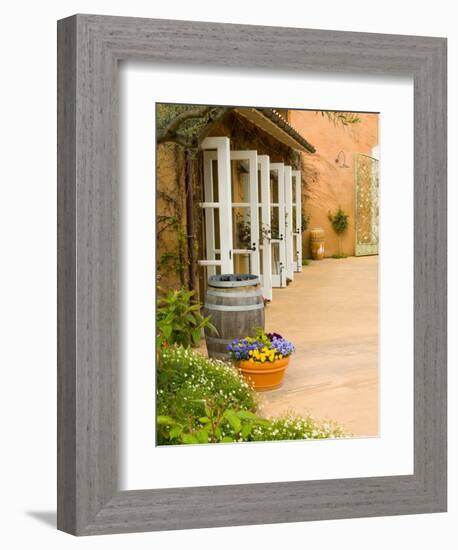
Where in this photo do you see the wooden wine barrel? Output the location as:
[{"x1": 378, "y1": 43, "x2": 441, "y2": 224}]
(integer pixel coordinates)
[
  {"x1": 310, "y1": 228, "x2": 325, "y2": 260},
  {"x1": 204, "y1": 274, "x2": 265, "y2": 360}
]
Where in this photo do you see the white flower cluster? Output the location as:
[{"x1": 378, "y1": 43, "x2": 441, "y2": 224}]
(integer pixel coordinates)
[
  {"x1": 157, "y1": 347, "x2": 345, "y2": 444},
  {"x1": 250, "y1": 413, "x2": 346, "y2": 441},
  {"x1": 157, "y1": 346, "x2": 256, "y2": 408}
]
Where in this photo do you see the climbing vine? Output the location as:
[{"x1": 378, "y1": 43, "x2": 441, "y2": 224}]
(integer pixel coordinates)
[
  {"x1": 156, "y1": 140, "x2": 192, "y2": 288},
  {"x1": 301, "y1": 212, "x2": 311, "y2": 232},
  {"x1": 318, "y1": 111, "x2": 362, "y2": 127},
  {"x1": 157, "y1": 214, "x2": 188, "y2": 286}
]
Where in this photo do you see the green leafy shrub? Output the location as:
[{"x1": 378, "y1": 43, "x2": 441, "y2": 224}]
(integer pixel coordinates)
[
  {"x1": 158, "y1": 407, "x2": 270, "y2": 444},
  {"x1": 157, "y1": 288, "x2": 216, "y2": 347},
  {"x1": 328, "y1": 207, "x2": 350, "y2": 256},
  {"x1": 156, "y1": 346, "x2": 258, "y2": 444},
  {"x1": 328, "y1": 207, "x2": 349, "y2": 234},
  {"x1": 156, "y1": 347, "x2": 346, "y2": 445}
]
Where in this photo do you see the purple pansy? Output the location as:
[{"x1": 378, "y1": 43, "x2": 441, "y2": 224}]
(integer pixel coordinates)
[{"x1": 227, "y1": 332, "x2": 295, "y2": 363}]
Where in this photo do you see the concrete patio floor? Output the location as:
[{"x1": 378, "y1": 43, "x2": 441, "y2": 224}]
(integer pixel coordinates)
[{"x1": 260, "y1": 256, "x2": 379, "y2": 437}]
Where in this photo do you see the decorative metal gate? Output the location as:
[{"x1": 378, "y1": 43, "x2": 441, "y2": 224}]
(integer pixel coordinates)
[{"x1": 355, "y1": 153, "x2": 379, "y2": 256}]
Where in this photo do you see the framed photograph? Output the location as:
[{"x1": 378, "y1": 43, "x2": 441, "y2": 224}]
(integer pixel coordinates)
[{"x1": 57, "y1": 14, "x2": 447, "y2": 535}]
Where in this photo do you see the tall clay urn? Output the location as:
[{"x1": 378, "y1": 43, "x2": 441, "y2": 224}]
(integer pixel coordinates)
[{"x1": 310, "y1": 228, "x2": 325, "y2": 260}]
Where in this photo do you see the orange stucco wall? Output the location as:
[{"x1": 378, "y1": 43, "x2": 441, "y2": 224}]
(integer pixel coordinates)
[
  {"x1": 288, "y1": 111, "x2": 379, "y2": 257},
  {"x1": 156, "y1": 142, "x2": 188, "y2": 291},
  {"x1": 156, "y1": 109, "x2": 379, "y2": 298}
]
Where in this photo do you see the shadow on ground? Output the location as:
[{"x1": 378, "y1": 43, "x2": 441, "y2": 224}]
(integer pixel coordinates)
[{"x1": 26, "y1": 510, "x2": 57, "y2": 529}]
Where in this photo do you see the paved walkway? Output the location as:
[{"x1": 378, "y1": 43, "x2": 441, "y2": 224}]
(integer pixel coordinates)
[{"x1": 261, "y1": 256, "x2": 379, "y2": 437}]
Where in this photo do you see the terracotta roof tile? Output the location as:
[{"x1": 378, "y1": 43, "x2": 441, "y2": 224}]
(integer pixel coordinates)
[{"x1": 256, "y1": 108, "x2": 316, "y2": 153}]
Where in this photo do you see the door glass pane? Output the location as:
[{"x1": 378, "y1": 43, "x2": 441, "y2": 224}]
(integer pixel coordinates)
[
  {"x1": 201, "y1": 206, "x2": 220, "y2": 260},
  {"x1": 232, "y1": 206, "x2": 251, "y2": 249},
  {"x1": 231, "y1": 160, "x2": 250, "y2": 202},
  {"x1": 271, "y1": 242, "x2": 280, "y2": 274},
  {"x1": 270, "y1": 206, "x2": 280, "y2": 239},
  {"x1": 214, "y1": 208, "x2": 220, "y2": 250},
  {"x1": 270, "y1": 171, "x2": 279, "y2": 204},
  {"x1": 258, "y1": 169, "x2": 262, "y2": 202},
  {"x1": 211, "y1": 159, "x2": 219, "y2": 202}
]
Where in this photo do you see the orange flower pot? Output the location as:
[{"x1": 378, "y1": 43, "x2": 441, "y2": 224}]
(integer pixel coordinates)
[{"x1": 236, "y1": 356, "x2": 290, "y2": 391}]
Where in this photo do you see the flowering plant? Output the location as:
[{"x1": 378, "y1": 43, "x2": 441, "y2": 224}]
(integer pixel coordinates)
[{"x1": 227, "y1": 330, "x2": 295, "y2": 364}]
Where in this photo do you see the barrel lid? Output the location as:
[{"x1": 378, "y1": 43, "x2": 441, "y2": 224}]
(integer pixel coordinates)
[{"x1": 208, "y1": 273, "x2": 260, "y2": 288}]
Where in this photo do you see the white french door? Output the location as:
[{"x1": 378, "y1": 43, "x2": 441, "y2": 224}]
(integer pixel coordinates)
[
  {"x1": 230, "y1": 150, "x2": 260, "y2": 277},
  {"x1": 199, "y1": 137, "x2": 233, "y2": 277},
  {"x1": 258, "y1": 155, "x2": 272, "y2": 300},
  {"x1": 197, "y1": 138, "x2": 299, "y2": 301},
  {"x1": 269, "y1": 163, "x2": 286, "y2": 288},
  {"x1": 284, "y1": 165, "x2": 294, "y2": 282},
  {"x1": 199, "y1": 141, "x2": 261, "y2": 280},
  {"x1": 292, "y1": 170, "x2": 302, "y2": 272}
]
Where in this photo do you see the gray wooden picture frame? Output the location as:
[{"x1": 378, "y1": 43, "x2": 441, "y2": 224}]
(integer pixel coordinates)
[{"x1": 57, "y1": 14, "x2": 447, "y2": 536}]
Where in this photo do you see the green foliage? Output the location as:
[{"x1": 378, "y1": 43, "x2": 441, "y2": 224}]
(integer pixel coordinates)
[
  {"x1": 270, "y1": 216, "x2": 280, "y2": 239},
  {"x1": 254, "y1": 327, "x2": 273, "y2": 346},
  {"x1": 235, "y1": 212, "x2": 251, "y2": 248},
  {"x1": 157, "y1": 214, "x2": 187, "y2": 285},
  {"x1": 158, "y1": 406, "x2": 270, "y2": 444},
  {"x1": 328, "y1": 208, "x2": 349, "y2": 235},
  {"x1": 249, "y1": 414, "x2": 347, "y2": 441},
  {"x1": 301, "y1": 212, "x2": 311, "y2": 232},
  {"x1": 156, "y1": 347, "x2": 346, "y2": 445},
  {"x1": 156, "y1": 347, "x2": 258, "y2": 444},
  {"x1": 157, "y1": 104, "x2": 199, "y2": 132},
  {"x1": 157, "y1": 288, "x2": 217, "y2": 348},
  {"x1": 156, "y1": 103, "x2": 227, "y2": 148},
  {"x1": 318, "y1": 111, "x2": 362, "y2": 127},
  {"x1": 302, "y1": 259, "x2": 310, "y2": 266}
]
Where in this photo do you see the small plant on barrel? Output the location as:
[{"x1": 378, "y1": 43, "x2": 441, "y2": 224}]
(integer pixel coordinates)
[{"x1": 227, "y1": 330, "x2": 295, "y2": 391}]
